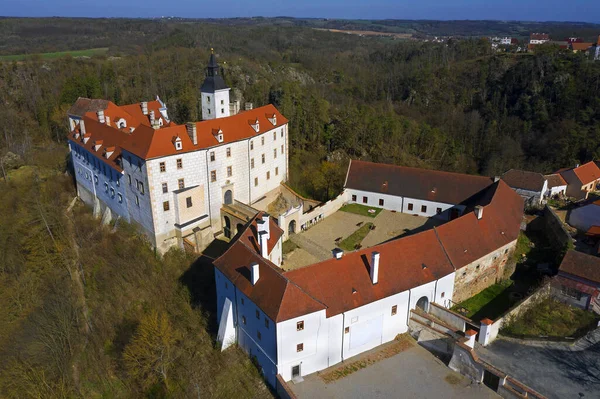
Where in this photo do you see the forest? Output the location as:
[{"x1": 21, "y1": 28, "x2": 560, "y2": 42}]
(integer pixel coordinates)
[{"x1": 1, "y1": 17, "x2": 600, "y2": 398}]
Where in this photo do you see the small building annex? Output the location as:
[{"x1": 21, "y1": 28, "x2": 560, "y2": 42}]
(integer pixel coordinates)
[
  {"x1": 501, "y1": 169, "x2": 547, "y2": 207},
  {"x1": 559, "y1": 161, "x2": 600, "y2": 200},
  {"x1": 213, "y1": 161, "x2": 523, "y2": 388},
  {"x1": 553, "y1": 250, "x2": 600, "y2": 313}
]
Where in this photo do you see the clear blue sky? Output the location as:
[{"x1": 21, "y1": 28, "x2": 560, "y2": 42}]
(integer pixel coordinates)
[{"x1": 2, "y1": 0, "x2": 599, "y2": 23}]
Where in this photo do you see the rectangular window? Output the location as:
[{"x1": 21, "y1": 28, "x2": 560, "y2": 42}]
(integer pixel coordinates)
[
  {"x1": 421, "y1": 205, "x2": 427, "y2": 213},
  {"x1": 241, "y1": 298, "x2": 244, "y2": 305},
  {"x1": 251, "y1": 158, "x2": 255, "y2": 169},
  {"x1": 176, "y1": 158, "x2": 182, "y2": 169},
  {"x1": 226, "y1": 147, "x2": 231, "y2": 157},
  {"x1": 273, "y1": 132, "x2": 276, "y2": 141},
  {"x1": 163, "y1": 201, "x2": 170, "y2": 211},
  {"x1": 210, "y1": 151, "x2": 215, "y2": 162},
  {"x1": 352, "y1": 194, "x2": 357, "y2": 202},
  {"x1": 261, "y1": 137, "x2": 265, "y2": 146},
  {"x1": 118, "y1": 194, "x2": 123, "y2": 203},
  {"x1": 104, "y1": 183, "x2": 109, "y2": 192},
  {"x1": 281, "y1": 129, "x2": 284, "y2": 137},
  {"x1": 274, "y1": 148, "x2": 277, "y2": 158},
  {"x1": 116, "y1": 179, "x2": 120, "y2": 187},
  {"x1": 297, "y1": 321, "x2": 304, "y2": 331},
  {"x1": 345, "y1": 327, "x2": 350, "y2": 334},
  {"x1": 162, "y1": 182, "x2": 168, "y2": 193},
  {"x1": 262, "y1": 154, "x2": 265, "y2": 164},
  {"x1": 407, "y1": 203, "x2": 414, "y2": 211},
  {"x1": 275, "y1": 167, "x2": 279, "y2": 176},
  {"x1": 160, "y1": 162, "x2": 166, "y2": 172},
  {"x1": 110, "y1": 188, "x2": 115, "y2": 197},
  {"x1": 281, "y1": 144, "x2": 284, "y2": 153},
  {"x1": 391, "y1": 305, "x2": 397, "y2": 315},
  {"x1": 296, "y1": 343, "x2": 303, "y2": 352},
  {"x1": 186, "y1": 197, "x2": 193, "y2": 208},
  {"x1": 135, "y1": 195, "x2": 139, "y2": 206},
  {"x1": 362, "y1": 196, "x2": 368, "y2": 204},
  {"x1": 257, "y1": 331, "x2": 262, "y2": 341},
  {"x1": 267, "y1": 171, "x2": 270, "y2": 180},
  {"x1": 256, "y1": 310, "x2": 260, "y2": 319},
  {"x1": 242, "y1": 316, "x2": 246, "y2": 325},
  {"x1": 379, "y1": 199, "x2": 384, "y2": 206},
  {"x1": 436, "y1": 207, "x2": 442, "y2": 214},
  {"x1": 178, "y1": 178, "x2": 185, "y2": 189},
  {"x1": 211, "y1": 170, "x2": 217, "y2": 182},
  {"x1": 250, "y1": 141, "x2": 254, "y2": 150},
  {"x1": 265, "y1": 319, "x2": 269, "y2": 329},
  {"x1": 221, "y1": 108, "x2": 225, "y2": 114},
  {"x1": 221, "y1": 99, "x2": 224, "y2": 105},
  {"x1": 128, "y1": 175, "x2": 132, "y2": 185},
  {"x1": 227, "y1": 166, "x2": 232, "y2": 177},
  {"x1": 254, "y1": 177, "x2": 258, "y2": 187}
]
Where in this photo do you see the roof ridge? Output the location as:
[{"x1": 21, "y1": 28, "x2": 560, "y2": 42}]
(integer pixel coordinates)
[
  {"x1": 352, "y1": 160, "x2": 492, "y2": 180},
  {"x1": 434, "y1": 227, "x2": 456, "y2": 272}
]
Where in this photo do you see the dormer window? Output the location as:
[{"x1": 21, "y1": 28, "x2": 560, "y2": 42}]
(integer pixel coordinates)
[
  {"x1": 250, "y1": 118, "x2": 260, "y2": 133},
  {"x1": 212, "y1": 128, "x2": 224, "y2": 143},
  {"x1": 83, "y1": 133, "x2": 91, "y2": 144},
  {"x1": 104, "y1": 146, "x2": 115, "y2": 159},
  {"x1": 172, "y1": 136, "x2": 183, "y2": 151},
  {"x1": 267, "y1": 113, "x2": 276, "y2": 126},
  {"x1": 159, "y1": 118, "x2": 163, "y2": 127},
  {"x1": 117, "y1": 118, "x2": 127, "y2": 129},
  {"x1": 93, "y1": 140, "x2": 103, "y2": 152}
]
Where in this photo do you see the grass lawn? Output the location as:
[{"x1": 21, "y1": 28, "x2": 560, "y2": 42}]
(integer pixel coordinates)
[
  {"x1": 0, "y1": 48, "x2": 109, "y2": 61},
  {"x1": 452, "y1": 280, "x2": 514, "y2": 321},
  {"x1": 338, "y1": 222, "x2": 374, "y2": 251},
  {"x1": 501, "y1": 298, "x2": 600, "y2": 338},
  {"x1": 339, "y1": 203, "x2": 383, "y2": 218},
  {"x1": 282, "y1": 240, "x2": 299, "y2": 255}
]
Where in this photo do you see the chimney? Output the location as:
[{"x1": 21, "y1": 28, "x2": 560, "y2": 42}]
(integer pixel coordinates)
[
  {"x1": 141, "y1": 102, "x2": 148, "y2": 115},
  {"x1": 80, "y1": 120, "x2": 86, "y2": 134},
  {"x1": 475, "y1": 205, "x2": 484, "y2": 220},
  {"x1": 261, "y1": 214, "x2": 270, "y2": 240},
  {"x1": 259, "y1": 231, "x2": 269, "y2": 258},
  {"x1": 97, "y1": 110, "x2": 105, "y2": 124},
  {"x1": 250, "y1": 262, "x2": 259, "y2": 285},
  {"x1": 332, "y1": 248, "x2": 344, "y2": 259},
  {"x1": 370, "y1": 251, "x2": 380, "y2": 285},
  {"x1": 245, "y1": 102, "x2": 253, "y2": 111},
  {"x1": 186, "y1": 122, "x2": 198, "y2": 145}
]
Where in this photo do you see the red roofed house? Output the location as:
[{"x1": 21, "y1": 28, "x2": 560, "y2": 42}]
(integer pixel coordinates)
[
  {"x1": 553, "y1": 250, "x2": 600, "y2": 313},
  {"x1": 214, "y1": 161, "x2": 524, "y2": 387},
  {"x1": 559, "y1": 161, "x2": 600, "y2": 200},
  {"x1": 67, "y1": 52, "x2": 290, "y2": 253}
]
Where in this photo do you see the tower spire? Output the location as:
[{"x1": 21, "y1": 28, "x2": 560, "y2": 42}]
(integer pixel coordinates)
[{"x1": 200, "y1": 49, "x2": 230, "y2": 120}]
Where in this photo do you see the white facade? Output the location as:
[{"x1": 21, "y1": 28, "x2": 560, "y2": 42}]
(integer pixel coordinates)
[
  {"x1": 346, "y1": 188, "x2": 465, "y2": 220},
  {"x1": 216, "y1": 259, "x2": 456, "y2": 386},
  {"x1": 201, "y1": 88, "x2": 231, "y2": 120}
]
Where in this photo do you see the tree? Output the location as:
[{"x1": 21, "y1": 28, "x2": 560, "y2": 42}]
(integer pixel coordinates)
[{"x1": 123, "y1": 310, "x2": 177, "y2": 391}]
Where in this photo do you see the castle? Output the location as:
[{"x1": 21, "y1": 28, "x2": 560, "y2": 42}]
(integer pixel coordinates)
[{"x1": 67, "y1": 52, "x2": 289, "y2": 253}]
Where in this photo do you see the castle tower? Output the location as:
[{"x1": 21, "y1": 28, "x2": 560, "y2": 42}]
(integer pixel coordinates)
[{"x1": 200, "y1": 49, "x2": 230, "y2": 120}]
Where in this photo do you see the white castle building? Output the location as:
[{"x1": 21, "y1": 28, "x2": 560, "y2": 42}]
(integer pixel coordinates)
[
  {"x1": 214, "y1": 161, "x2": 524, "y2": 389},
  {"x1": 67, "y1": 52, "x2": 289, "y2": 253}
]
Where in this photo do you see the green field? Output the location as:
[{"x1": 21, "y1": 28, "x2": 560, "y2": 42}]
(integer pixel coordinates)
[
  {"x1": 338, "y1": 222, "x2": 374, "y2": 251},
  {"x1": 339, "y1": 203, "x2": 383, "y2": 218},
  {"x1": 0, "y1": 47, "x2": 109, "y2": 61}
]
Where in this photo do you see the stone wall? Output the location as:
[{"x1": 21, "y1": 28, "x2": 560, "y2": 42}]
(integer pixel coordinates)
[
  {"x1": 542, "y1": 205, "x2": 573, "y2": 248},
  {"x1": 453, "y1": 240, "x2": 517, "y2": 304}
]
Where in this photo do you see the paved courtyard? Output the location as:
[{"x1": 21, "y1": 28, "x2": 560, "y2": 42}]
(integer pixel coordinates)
[
  {"x1": 477, "y1": 338, "x2": 600, "y2": 399},
  {"x1": 290, "y1": 339, "x2": 499, "y2": 399},
  {"x1": 282, "y1": 209, "x2": 444, "y2": 270}
]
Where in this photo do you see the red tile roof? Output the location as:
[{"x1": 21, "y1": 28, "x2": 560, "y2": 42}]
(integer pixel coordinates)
[
  {"x1": 120, "y1": 104, "x2": 288, "y2": 160},
  {"x1": 345, "y1": 160, "x2": 493, "y2": 205},
  {"x1": 213, "y1": 240, "x2": 326, "y2": 322},
  {"x1": 544, "y1": 173, "x2": 567, "y2": 188},
  {"x1": 571, "y1": 161, "x2": 600, "y2": 185},
  {"x1": 572, "y1": 42, "x2": 593, "y2": 51},
  {"x1": 215, "y1": 167, "x2": 524, "y2": 321},
  {"x1": 559, "y1": 250, "x2": 600, "y2": 284},
  {"x1": 284, "y1": 229, "x2": 455, "y2": 317},
  {"x1": 238, "y1": 212, "x2": 284, "y2": 256}
]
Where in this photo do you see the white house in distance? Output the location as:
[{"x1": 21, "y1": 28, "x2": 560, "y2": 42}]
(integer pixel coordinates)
[
  {"x1": 214, "y1": 160, "x2": 523, "y2": 388},
  {"x1": 67, "y1": 52, "x2": 290, "y2": 253},
  {"x1": 500, "y1": 169, "x2": 547, "y2": 207},
  {"x1": 544, "y1": 173, "x2": 568, "y2": 198}
]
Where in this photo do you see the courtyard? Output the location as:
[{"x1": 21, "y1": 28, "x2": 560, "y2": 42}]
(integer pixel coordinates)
[
  {"x1": 289, "y1": 336, "x2": 499, "y2": 399},
  {"x1": 282, "y1": 207, "x2": 444, "y2": 271}
]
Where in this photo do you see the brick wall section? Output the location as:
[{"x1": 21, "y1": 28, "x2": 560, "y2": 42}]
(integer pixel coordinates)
[{"x1": 452, "y1": 240, "x2": 517, "y2": 304}]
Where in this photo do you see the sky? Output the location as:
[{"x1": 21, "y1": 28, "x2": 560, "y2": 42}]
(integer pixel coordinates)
[{"x1": 2, "y1": 0, "x2": 600, "y2": 23}]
